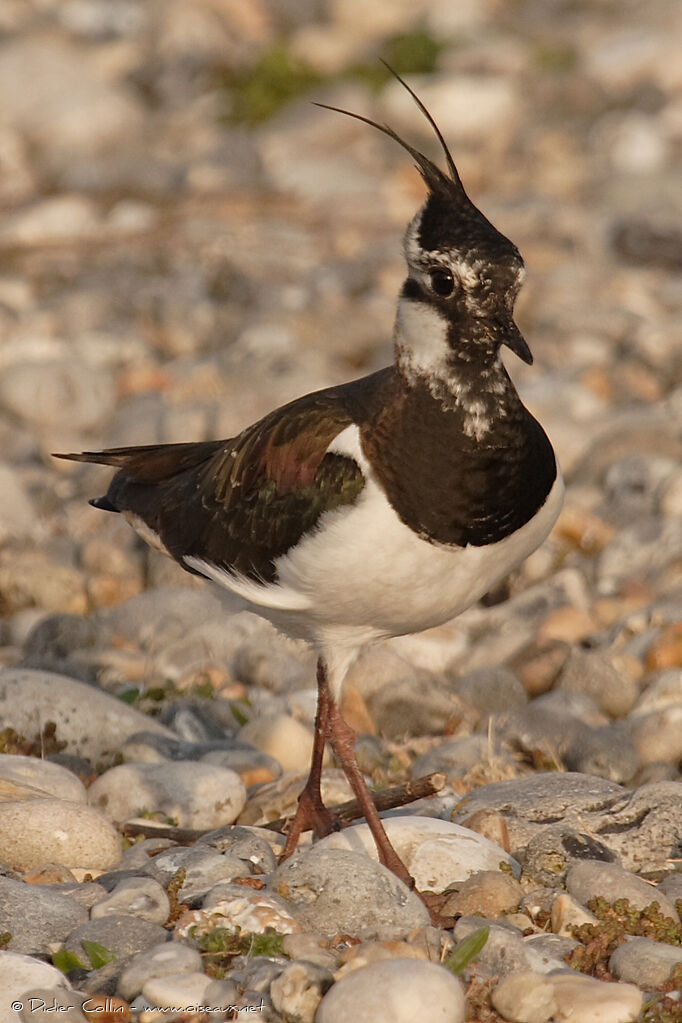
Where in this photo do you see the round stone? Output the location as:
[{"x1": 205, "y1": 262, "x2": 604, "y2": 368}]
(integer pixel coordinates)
[
  {"x1": 316, "y1": 815, "x2": 519, "y2": 893},
  {"x1": 0, "y1": 753, "x2": 86, "y2": 803},
  {"x1": 238, "y1": 713, "x2": 320, "y2": 772},
  {"x1": 0, "y1": 798, "x2": 121, "y2": 871},
  {"x1": 117, "y1": 941, "x2": 202, "y2": 1001},
  {"x1": 271, "y1": 846, "x2": 429, "y2": 939},
  {"x1": 88, "y1": 761, "x2": 246, "y2": 829},
  {"x1": 316, "y1": 959, "x2": 464, "y2": 1023},
  {"x1": 0, "y1": 950, "x2": 72, "y2": 1002},
  {"x1": 90, "y1": 877, "x2": 170, "y2": 925},
  {"x1": 492, "y1": 971, "x2": 557, "y2": 1023}
]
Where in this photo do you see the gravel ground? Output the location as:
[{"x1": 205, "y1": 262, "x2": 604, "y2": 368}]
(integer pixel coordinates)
[{"x1": 1, "y1": 1, "x2": 682, "y2": 1021}]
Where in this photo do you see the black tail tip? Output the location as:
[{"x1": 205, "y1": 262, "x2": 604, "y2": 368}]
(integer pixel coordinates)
[{"x1": 89, "y1": 495, "x2": 118, "y2": 512}]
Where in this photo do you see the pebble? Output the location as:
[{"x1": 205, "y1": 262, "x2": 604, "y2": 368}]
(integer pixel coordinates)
[
  {"x1": 88, "y1": 761, "x2": 246, "y2": 828},
  {"x1": 566, "y1": 860, "x2": 679, "y2": 919},
  {"x1": 271, "y1": 846, "x2": 429, "y2": 938},
  {"x1": 315, "y1": 816, "x2": 519, "y2": 893},
  {"x1": 0, "y1": 356, "x2": 116, "y2": 433},
  {"x1": 491, "y1": 970, "x2": 557, "y2": 1023},
  {"x1": 238, "y1": 713, "x2": 320, "y2": 772},
  {"x1": 449, "y1": 774, "x2": 625, "y2": 856},
  {"x1": 0, "y1": 753, "x2": 86, "y2": 803},
  {"x1": 0, "y1": 876, "x2": 88, "y2": 955},
  {"x1": 453, "y1": 918, "x2": 566, "y2": 977},
  {"x1": 550, "y1": 894, "x2": 600, "y2": 937},
  {"x1": 176, "y1": 891, "x2": 300, "y2": 938},
  {"x1": 0, "y1": 951, "x2": 73, "y2": 1010},
  {"x1": 142, "y1": 972, "x2": 213, "y2": 1009},
  {"x1": 0, "y1": 798, "x2": 121, "y2": 872},
  {"x1": 0, "y1": 668, "x2": 174, "y2": 762},
  {"x1": 549, "y1": 972, "x2": 643, "y2": 1023},
  {"x1": 609, "y1": 935, "x2": 682, "y2": 987},
  {"x1": 556, "y1": 647, "x2": 638, "y2": 718},
  {"x1": 144, "y1": 846, "x2": 250, "y2": 901},
  {"x1": 521, "y1": 825, "x2": 619, "y2": 889},
  {"x1": 117, "y1": 941, "x2": 203, "y2": 1002},
  {"x1": 0, "y1": 463, "x2": 36, "y2": 544},
  {"x1": 90, "y1": 877, "x2": 170, "y2": 925},
  {"x1": 440, "y1": 870, "x2": 523, "y2": 920},
  {"x1": 449, "y1": 665, "x2": 528, "y2": 723},
  {"x1": 195, "y1": 824, "x2": 279, "y2": 874},
  {"x1": 316, "y1": 959, "x2": 464, "y2": 1023},
  {"x1": 410, "y1": 733, "x2": 515, "y2": 781},
  {"x1": 270, "y1": 961, "x2": 334, "y2": 1023},
  {"x1": 64, "y1": 914, "x2": 169, "y2": 966}
]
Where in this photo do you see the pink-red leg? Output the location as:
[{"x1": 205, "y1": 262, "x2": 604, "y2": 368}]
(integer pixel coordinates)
[{"x1": 280, "y1": 659, "x2": 337, "y2": 860}]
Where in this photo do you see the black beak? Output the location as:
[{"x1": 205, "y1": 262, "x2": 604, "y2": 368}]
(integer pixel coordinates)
[{"x1": 502, "y1": 317, "x2": 533, "y2": 365}]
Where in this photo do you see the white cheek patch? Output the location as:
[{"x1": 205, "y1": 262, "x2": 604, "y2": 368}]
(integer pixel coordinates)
[{"x1": 394, "y1": 297, "x2": 449, "y2": 381}]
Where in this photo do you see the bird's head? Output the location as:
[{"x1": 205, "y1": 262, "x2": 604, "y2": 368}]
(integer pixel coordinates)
[{"x1": 317, "y1": 69, "x2": 532, "y2": 384}]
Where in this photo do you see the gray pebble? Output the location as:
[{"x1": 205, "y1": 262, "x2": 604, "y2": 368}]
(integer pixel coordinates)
[
  {"x1": 0, "y1": 876, "x2": 88, "y2": 955},
  {"x1": 567, "y1": 861, "x2": 679, "y2": 919},
  {"x1": 556, "y1": 647, "x2": 638, "y2": 718},
  {"x1": 609, "y1": 935, "x2": 682, "y2": 987},
  {"x1": 450, "y1": 666, "x2": 528, "y2": 722},
  {"x1": 19, "y1": 990, "x2": 87, "y2": 1023},
  {"x1": 453, "y1": 918, "x2": 565, "y2": 977},
  {"x1": 88, "y1": 760, "x2": 246, "y2": 829},
  {"x1": 64, "y1": 914, "x2": 168, "y2": 965},
  {"x1": 271, "y1": 846, "x2": 429, "y2": 939},
  {"x1": 410, "y1": 734, "x2": 515, "y2": 781},
  {"x1": 0, "y1": 752, "x2": 86, "y2": 802},
  {"x1": 90, "y1": 877, "x2": 170, "y2": 925},
  {"x1": 0, "y1": 668, "x2": 173, "y2": 762},
  {"x1": 145, "y1": 846, "x2": 250, "y2": 901},
  {"x1": 450, "y1": 773, "x2": 625, "y2": 858},
  {"x1": 522, "y1": 825, "x2": 619, "y2": 889},
  {"x1": 117, "y1": 940, "x2": 202, "y2": 1001},
  {"x1": 563, "y1": 723, "x2": 639, "y2": 783},
  {"x1": 195, "y1": 824, "x2": 278, "y2": 873}
]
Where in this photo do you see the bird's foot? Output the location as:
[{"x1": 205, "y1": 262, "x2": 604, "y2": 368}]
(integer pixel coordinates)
[{"x1": 279, "y1": 784, "x2": 338, "y2": 863}]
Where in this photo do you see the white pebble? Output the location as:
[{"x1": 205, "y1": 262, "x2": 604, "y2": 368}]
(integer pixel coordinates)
[{"x1": 316, "y1": 959, "x2": 464, "y2": 1023}]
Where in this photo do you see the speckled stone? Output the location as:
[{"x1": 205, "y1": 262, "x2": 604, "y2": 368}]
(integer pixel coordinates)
[
  {"x1": 316, "y1": 815, "x2": 519, "y2": 893},
  {"x1": 0, "y1": 668, "x2": 174, "y2": 761},
  {"x1": 0, "y1": 876, "x2": 88, "y2": 955},
  {"x1": 0, "y1": 798, "x2": 121, "y2": 871},
  {"x1": 90, "y1": 876, "x2": 170, "y2": 924},
  {"x1": 272, "y1": 846, "x2": 429, "y2": 939},
  {"x1": 64, "y1": 914, "x2": 168, "y2": 965},
  {"x1": 88, "y1": 760, "x2": 246, "y2": 828}
]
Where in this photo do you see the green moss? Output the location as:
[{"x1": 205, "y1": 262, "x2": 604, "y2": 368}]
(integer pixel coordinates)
[
  {"x1": 221, "y1": 48, "x2": 323, "y2": 125},
  {"x1": 192, "y1": 925, "x2": 286, "y2": 977},
  {"x1": 567, "y1": 897, "x2": 682, "y2": 980},
  {"x1": 217, "y1": 27, "x2": 443, "y2": 126}
]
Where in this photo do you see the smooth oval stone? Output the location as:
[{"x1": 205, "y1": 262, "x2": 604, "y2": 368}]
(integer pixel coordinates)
[
  {"x1": 316, "y1": 815, "x2": 519, "y2": 893},
  {"x1": 271, "y1": 846, "x2": 429, "y2": 939},
  {"x1": 238, "y1": 713, "x2": 320, "y2": 772},
  {"x1": 0, "y1": 798, "x2": 121, "y2": 871},
  {"x1": 609, "y1": 935, "x2": 682, "y2": 988},
  {"x1": 88, "y1": 761, "x2": 246, "y2": 828},
  {"x1": 64, "y1": 914, "x2": 168, "y2": 964},
  {"x1": 0, "y1": 668, "x2": 173, "y2": 761},
  {"x1": 0, "y1": 876, "x2": 88, "y2": 955},
  {"x1": 118, "y1": 941, "x2": 202, "y2": 1001},
  {"x1": 0, "y1": 753, "x2": 86, "y2": 803},
  {"x1": 0, "y1": 950, "x2": 73, "y2": 1001},
  {"x1": 316, "y1": 959, "x2": 464, "y2": 1023},
  {"x1": 90, "y1": 876, "x2": 170, "y2": 924},
  {"x1": 549, "y1": 972, "x2": 643, "y2": 1022}
]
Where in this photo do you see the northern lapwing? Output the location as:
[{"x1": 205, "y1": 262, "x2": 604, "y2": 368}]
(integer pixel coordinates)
[{"x1": 56, "y1": 70, "x2": 563, "y2": 919}]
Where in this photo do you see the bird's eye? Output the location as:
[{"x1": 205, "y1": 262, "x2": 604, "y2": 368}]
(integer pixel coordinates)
[{"x1": 429, "y1": 267, "x2": 455, "y2": 297}]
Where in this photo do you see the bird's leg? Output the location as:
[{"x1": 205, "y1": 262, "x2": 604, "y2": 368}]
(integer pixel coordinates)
[
  {"x1": 325, "y1": 695, "x2": 415, "y2": 890},
  {"x1": 280, "y1": 658, "x2": 338, "y2": 860}
]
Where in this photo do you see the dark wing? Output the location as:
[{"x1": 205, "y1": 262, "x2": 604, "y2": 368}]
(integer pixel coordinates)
[{"x1": 55, "y1": 384, "x2": 371, "y2": 584}]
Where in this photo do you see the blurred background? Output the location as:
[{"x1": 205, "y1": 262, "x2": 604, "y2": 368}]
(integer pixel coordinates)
[{"x1": 1, "y1": 0, "x2": 682, "y2": 716}]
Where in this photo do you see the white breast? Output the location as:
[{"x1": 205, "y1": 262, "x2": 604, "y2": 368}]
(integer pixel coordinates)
[{"x1": 186, "y1": 425, "x2": 564, "y2": 691}]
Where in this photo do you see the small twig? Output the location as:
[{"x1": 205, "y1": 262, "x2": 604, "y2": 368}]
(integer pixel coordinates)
[
  {"x1": 121, "y1": 772, "x2": 447, "y2": 843},
  {"x1": 264, "y1": 770, "x2": 447, "y2": 834}
]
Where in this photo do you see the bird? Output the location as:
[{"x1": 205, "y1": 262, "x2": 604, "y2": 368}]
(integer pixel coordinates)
[{"x1": 55, "y1": 69, "x2": 563, "y2": 920}]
